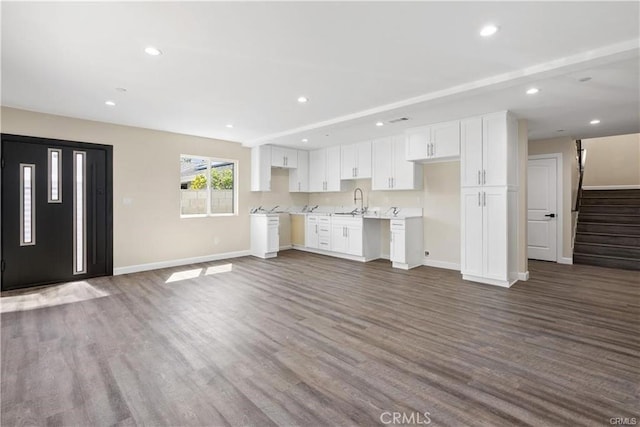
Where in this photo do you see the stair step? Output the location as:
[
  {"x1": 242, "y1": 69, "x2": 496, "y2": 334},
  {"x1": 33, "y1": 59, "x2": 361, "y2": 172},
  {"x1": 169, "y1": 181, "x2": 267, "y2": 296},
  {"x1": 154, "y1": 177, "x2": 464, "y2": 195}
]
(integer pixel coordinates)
[
  {"x1": 574, "y1": 242, "x2": 640, "y2": 259},
  {"x1": 575, "y1": 233, "x2": 640, "y2": 247},
  {"x1": 573, "y1": 253, "x2": 640, "y2": 271},
  {"x1": 579, "y1": 205, "x2": 640, "y2": 215},
  {"x1": 577, "y1": 213, "x2": 640, "y2": 225},
  {"x1": 581, "y1": 198, "x2": 640, "y2": 206},
  {"x1": 576, "y1": 223, "x2": 640, "y2": 235},
  {"x1": 582, "y1": 189, "x2": 640, "y2": 198}
]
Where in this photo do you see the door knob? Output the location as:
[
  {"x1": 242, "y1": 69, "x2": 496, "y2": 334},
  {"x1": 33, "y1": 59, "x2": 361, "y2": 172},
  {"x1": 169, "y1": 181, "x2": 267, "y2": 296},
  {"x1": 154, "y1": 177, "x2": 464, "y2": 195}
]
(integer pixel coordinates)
[{"x1": 544, "y1": 213, "x2": 556, "y2": 218}]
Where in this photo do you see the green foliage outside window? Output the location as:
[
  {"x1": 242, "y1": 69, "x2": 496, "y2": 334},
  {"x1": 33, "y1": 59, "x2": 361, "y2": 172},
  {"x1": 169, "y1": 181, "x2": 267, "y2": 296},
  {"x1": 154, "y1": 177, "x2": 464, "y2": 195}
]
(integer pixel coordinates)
[{"x1": 191, "y1": 167, "x2": 233, "y2": 190}]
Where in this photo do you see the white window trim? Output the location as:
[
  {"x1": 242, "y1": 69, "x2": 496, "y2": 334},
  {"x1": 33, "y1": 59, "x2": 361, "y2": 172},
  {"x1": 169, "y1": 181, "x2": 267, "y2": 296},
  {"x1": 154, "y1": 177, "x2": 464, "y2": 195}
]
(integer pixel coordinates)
[{"x1": 180, "y1": 154, "x2": 239, "y2": 218}]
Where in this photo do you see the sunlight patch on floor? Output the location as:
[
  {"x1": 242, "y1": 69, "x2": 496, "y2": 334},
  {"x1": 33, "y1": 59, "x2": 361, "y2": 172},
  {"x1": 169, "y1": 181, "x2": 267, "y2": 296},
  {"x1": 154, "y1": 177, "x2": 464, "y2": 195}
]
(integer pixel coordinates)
[
  {"x1": 165, "y1": 263, "x2": 233, "y2": 283},
  {"x1": 0, "y1": 281, "x2": 111, "y2": 313}
]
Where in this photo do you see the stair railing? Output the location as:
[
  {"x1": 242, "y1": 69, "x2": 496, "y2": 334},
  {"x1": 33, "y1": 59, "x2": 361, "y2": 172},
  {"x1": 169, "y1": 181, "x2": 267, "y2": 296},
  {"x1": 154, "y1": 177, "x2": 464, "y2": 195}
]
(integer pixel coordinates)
[{"x1": 573, "y1": 139, "x2": 585, "y2": 212}]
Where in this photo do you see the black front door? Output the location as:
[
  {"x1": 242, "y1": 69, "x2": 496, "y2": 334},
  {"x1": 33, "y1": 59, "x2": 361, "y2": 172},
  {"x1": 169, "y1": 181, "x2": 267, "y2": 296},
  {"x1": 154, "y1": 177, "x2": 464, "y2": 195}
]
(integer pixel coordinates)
[{"x1": 1, "y1": 134, "x2": 113, "y2": 290}]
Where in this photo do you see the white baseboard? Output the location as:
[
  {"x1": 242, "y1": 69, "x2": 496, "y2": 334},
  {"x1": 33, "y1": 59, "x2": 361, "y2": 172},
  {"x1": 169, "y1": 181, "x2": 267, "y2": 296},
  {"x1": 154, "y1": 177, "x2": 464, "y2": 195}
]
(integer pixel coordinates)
[
  {"x1": 114, "y1": 250, "x2": 251, "y2": 275},
  {"x1": 558, "y1": 257, "x2": 573, "y2": 265},
  {"x1": 462, "y1": 274, "x2": 515, "y2": 288},
  {"x1": 582, "y1": 185, "x2": 640, "y2": 190},
  {"x1": 518, "y1": 271, "x2": 530, "y2": 281},
  {"x1": 279, "y1": 244, "x2": 292, "y2": 250},
  {"x1": 422, "y1": 258, "x2": 460, "y2": 271}
]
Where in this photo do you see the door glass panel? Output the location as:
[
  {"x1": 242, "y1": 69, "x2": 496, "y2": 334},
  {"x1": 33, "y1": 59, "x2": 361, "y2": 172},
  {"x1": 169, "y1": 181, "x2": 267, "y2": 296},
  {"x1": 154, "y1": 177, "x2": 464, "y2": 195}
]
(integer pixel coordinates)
[
  {"x1": 48, "y1": 148, "x2": 62, "y2": 202},
  {"x1": 20, "y1": 164, "x2": 36, "y2": 246},
  {"x1": 74, "y1": 151, "x2": 86, "y2": 274}
]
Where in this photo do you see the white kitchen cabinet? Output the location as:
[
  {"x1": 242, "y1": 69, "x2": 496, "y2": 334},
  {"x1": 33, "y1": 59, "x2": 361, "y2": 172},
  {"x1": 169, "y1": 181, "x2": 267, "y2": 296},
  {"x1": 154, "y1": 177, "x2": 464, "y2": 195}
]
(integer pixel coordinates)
[
  {"x1": 405, "y1": 121, "x2": 460, "y2": 162},
  {"x1": 330, "y1": 217, "x2": 363, "y2": 256},
  {"x1": 317, "y1": 216, "x2": 332, "y2": 251},
  {"x1": 289, "y1": 150, "x2": 309, "y2": 192},
  {"x1": 341, "y1": 141, "x2": 372, "y2": 180},
  {"x1": 389, "y1": 217, "x2": 423, "y2": 269},
  {"x1": 271, "y1": 146, "x2": 298, "y2": 168},
  {"x1": 461, "y1": 112, "x2": 518, "y2": 188},
  {"x1": 305, "y1": 215, "x2": 319, "y2": 248},
  {"x1": 461, "y1": 187, "x2": 517, "y2": 287},
  {"x1": 251, "y1": 145, "x2": 271, "y2": 191},
  {"x1": 372, "y1": 136, "x2": 423, "y2": 190},
  {"x1": 309, "y1": 146, "x2": 344, "y2": 192},
  {"x1": 250, "y1": 214, "x2": 279, "y2": 258}
]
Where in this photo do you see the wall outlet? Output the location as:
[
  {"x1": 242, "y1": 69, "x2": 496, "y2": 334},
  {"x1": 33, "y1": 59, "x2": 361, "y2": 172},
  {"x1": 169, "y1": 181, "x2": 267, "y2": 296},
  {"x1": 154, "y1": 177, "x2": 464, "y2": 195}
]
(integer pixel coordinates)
[{"x1": 424, "y1": 251, "x2": 429, "y2": 256}]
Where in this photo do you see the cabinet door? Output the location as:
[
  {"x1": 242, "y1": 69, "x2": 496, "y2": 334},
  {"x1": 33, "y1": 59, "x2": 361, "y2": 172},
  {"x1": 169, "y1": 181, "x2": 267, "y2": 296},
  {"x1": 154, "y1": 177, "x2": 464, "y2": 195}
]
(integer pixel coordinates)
[
  {"x1": 341, "y1": 144, "x2": 357, "y2": 180},
  {"x1": 251, "y1": 145, "x2": 271, "y2": 191},
  {"x1": 392, "y1": 136, "x2": 416, "y2": 190},
  {"x1": 372, "y1": 138, "x2": 393, "y2": 190},
  {"x1": 330, "y1": 224, "x2": 348, "y2": 253},
  {"x1": 283, "y1": 147, "x2": 297, "y2": 168},
  {"x1": 271, "y1": 146, "x2": 286, "y2": 168},
  {"x1": 483, "y1": 187, "x2": 508, "y2": 281},
  {"x1": 482, "y1": 113, "x2": 508, "y2": 186},
  {"x1": 460, "y1": 117, "x2": 483, "y2": 188},
  {"x1": 346, "y1": 225, "x2": 363, "y2": 256},
  {"x1": 405, "y1": 127, "x2": 429, "y2": 161},
  {"x1": 325, "y1": 146, "x2": 342, "y2": 191},
  {"x1": 268, "y1": 224, "x2": 279, "y2": 252},
  {"x1": 308, "y1": 149, "x2": 325, "y2": 192},
  {"x1": 356, "y1": 141, "x2": 372, "y2": 178},
  {"x1": 289, "y1": 150, "x2": 309, "y2": 192},
  {"x1": 390, "y1": 229, "x2": 405, "y2": 263},
  {"x1": 461, "y1": 188, "x2": 484, "y2": 277},
  {"x1": 431, "y1": 121, "x2": 460, "y2": 159},
  {"x1": 305, "y1": 217, "x2": 319, "y2": 248}
]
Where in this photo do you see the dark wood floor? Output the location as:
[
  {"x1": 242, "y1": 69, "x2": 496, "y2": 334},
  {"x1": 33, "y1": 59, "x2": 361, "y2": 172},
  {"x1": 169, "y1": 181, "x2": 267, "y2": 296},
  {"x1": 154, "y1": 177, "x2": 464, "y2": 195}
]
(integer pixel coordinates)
[{"x1": 2, "y1": 251, "x2": 638, "y2": 426}]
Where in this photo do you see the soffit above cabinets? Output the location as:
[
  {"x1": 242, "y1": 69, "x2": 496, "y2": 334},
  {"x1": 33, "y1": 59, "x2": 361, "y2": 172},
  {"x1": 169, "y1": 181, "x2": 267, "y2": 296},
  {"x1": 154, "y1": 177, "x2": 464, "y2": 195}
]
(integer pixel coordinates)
[{"x1": 2, "y1": 2, "x2": 638, "y2": 149}]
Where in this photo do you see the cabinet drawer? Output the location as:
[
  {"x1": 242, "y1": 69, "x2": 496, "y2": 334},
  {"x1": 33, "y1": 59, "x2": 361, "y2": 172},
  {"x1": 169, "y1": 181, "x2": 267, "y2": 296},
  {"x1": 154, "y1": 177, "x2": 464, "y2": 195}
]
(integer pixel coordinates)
[
  {"x1": 318, "y1": 226, "x2": 330, "y2": 235},
  {"x1": 318, "y1": 216, "x2": 331, "y2": 223},
  {"x1": 390, "y1": 220, "x2": 405, "y2": 230},
  {"x1": 318, "y1": 239, "x2": 331, "y2": 249},
  {"x1": 268, "y1": 218, "x2": 279, "y2": 225},
  {"x1": 307, "y1": 215, "x2": 318, "y2": 222}
]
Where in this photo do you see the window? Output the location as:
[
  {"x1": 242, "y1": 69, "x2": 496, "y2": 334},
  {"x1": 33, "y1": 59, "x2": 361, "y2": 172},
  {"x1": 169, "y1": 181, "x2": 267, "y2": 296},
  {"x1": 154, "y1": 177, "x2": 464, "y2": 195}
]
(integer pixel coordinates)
[
  {"x1": 180, "y1": 155, "x2": 237, "y2": 216},
  {"x1": 20, "y1": 163, "x2": 36, "y2": 246}
]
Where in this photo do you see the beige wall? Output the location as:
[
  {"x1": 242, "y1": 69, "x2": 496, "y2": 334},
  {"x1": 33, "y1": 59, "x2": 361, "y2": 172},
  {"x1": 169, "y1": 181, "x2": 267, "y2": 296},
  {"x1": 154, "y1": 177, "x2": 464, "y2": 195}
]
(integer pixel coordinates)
[
  {"x1": 582, "y1": 133, "x2": 640, "y2": 187},
  {"x1": 309, "y1": 162, "x2": 461, "y2": 266},
  {"x1": 528, "y1": 136, "x2": 578, "y2": 261},
  {"x1": 1, "y1": 107, "x2": 307, "y2": 269}
]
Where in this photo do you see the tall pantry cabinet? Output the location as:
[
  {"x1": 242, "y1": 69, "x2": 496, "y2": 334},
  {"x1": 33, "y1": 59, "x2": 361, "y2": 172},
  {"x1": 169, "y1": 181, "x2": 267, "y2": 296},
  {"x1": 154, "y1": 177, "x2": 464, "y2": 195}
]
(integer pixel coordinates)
[{"x1": 460, "y1": 111, "x2": 519, "y2": 287}]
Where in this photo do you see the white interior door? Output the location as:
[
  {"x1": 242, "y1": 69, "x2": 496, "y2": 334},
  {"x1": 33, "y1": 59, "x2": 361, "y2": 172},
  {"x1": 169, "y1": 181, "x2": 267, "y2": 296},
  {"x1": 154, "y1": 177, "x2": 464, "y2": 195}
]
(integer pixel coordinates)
[{"x1": 527, "y1": 157, "x2": 557, "y2": 261}]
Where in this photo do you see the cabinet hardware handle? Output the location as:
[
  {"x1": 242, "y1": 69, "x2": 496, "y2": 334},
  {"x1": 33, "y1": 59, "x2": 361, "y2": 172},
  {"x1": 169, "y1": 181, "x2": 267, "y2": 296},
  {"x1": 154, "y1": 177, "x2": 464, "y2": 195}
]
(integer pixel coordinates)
[
  {"x1": 478, "y1": 192, "x2": 481, "y2": 206},
  {"x1": 483, "y1": 169, "x2": 486, "y2": 185},
  {"x1": 432, "y1": 144, "x2": 435, "y2": 157},
  {"x1": 355, "y1": 167, "x2": 358, "y2": 177},
  {"x1": 483, "y1": 191, "x2": 486, "y2": 206},
  {"x1": 478, "y1": 170, "x2": 481, "y2": 185},
  {"x1": 390, "y1": 231, "x2": 393, "y2": 242},
  {"x1": 392, "y1": 177, "x2": 394, "y2": 188}
]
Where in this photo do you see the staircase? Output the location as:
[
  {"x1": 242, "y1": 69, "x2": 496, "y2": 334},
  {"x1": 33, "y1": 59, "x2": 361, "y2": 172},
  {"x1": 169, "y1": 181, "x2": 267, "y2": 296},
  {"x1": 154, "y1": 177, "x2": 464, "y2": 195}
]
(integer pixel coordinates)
[{"x1": 574, "y1": 189, "x2": 640, "y2": 270}]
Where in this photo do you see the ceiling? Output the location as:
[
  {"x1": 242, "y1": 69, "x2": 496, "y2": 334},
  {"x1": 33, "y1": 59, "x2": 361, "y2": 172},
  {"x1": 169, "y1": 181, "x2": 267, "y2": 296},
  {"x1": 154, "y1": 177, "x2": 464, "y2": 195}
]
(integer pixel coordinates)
[{"x1": 2, "y1": 2, "x2": 639, "y2": 149}]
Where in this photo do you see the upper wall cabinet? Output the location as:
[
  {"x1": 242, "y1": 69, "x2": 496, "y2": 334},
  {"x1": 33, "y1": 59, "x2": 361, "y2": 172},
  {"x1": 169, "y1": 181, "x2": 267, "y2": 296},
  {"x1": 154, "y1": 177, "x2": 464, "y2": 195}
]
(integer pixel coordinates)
[
  {"x1": 341, "y1": 141, "x2": 372, "y2": 180},
  {"x1": 372, "y1": 136, "x2": 423, "y2": 191},
  {"x1": 309, "y1": 146, "x2": 344, "y2": 192},
  {"x1": 271, "y1": 146, "x2": 298, "y2": 168},
  {"x1": 289, "y1": 150, "x2": 309, "y2": 192},
  {"x1": 406, "y1": 120, "x2": 460, "y2": 162},
  {"x1": 460, "y1": 112, "x2": 518, "y2": 188},
  {"x1": 251, "y1": 145, "x2": 271, "y2": 191}
]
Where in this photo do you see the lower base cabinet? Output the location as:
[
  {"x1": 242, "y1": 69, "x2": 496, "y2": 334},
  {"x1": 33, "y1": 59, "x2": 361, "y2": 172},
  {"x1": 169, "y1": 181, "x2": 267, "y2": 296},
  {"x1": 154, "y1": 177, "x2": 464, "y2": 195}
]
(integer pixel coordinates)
[
  {"x1": 331, "y1": 217, "x2": 364, "y2": 256},
  {"x1": 250, "y1": 214, "x2": 279, "y2": 259},
  {"x1": 389, "y1": 218, "x2": 423, "y2": 270}
]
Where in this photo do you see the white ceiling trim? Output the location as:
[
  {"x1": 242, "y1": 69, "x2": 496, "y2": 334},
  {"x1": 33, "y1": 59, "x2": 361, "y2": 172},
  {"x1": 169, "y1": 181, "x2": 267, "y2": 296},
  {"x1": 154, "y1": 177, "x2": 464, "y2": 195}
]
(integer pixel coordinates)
[{"x1": 245, "y1": 38, "x2": 640, "y2": 147}]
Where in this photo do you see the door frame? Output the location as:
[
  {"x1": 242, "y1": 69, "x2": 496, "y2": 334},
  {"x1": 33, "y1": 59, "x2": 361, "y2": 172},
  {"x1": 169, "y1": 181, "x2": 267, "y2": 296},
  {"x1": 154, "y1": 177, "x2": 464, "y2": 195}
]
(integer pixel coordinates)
[
  {"x1": 527, "y1": 153, "x2": 563, "y2": 263},
  {"x1": 1, "y1": 133, "x2": 114, "y2": 283}
]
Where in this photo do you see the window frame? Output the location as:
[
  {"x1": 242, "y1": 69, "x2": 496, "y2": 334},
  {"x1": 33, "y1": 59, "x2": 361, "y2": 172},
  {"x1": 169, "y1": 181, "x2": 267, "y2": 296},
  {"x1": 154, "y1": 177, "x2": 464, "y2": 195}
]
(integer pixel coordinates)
[{"x1": 179, "y1": 154, "x2": 239, "y2": 218}]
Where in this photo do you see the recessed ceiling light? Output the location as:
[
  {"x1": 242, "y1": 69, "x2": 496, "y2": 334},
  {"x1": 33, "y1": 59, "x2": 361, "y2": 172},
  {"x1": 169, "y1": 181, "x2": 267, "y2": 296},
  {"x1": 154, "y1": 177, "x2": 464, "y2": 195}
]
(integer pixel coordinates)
[
  {"x1": 526, "y1": 88, "x2": 539, "y2": 95},
  {"x1": 144, "y1": 46, "x2": 162, "y2": 56},
  {"x1": 226, "y1": 124, "x2": 233, "y2": 128},
  {"x1": 480, "y1": 24, "x2": 498, "y2": 37},
  {"x1": 590, "y1": 119, "x2": 601, "y2": 125},
  {"x1": 105, "y1": 100, "x2": 116, "y2": 106},
  {"x1": 578, "y1": 77, "x2": 592, "y2": 83},
  {"x1": 375, "y1": 122, "x2": 384, "y2": 127},
  {"x1": 115, "y1": 87, "x2": 127, "y2": 93},
  {"x1": 302, "y1": 138, "x2": 308, "y2": 143},
  {"x1": 297, "y1": 96, "x2": 308, "y2": 103}
]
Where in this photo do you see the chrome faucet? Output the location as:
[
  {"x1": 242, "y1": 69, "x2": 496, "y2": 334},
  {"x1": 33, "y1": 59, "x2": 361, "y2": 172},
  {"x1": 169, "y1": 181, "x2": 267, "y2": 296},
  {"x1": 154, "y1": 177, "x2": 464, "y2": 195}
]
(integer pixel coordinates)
[
  {"x1": 268, "y1": 205, "x2": 280, "y2": 213},
  {"x1": 354, "y1": 187, "x2": 364, "y2": 213},
  {"x1": 308, "y1": 205, "x2": 318, "y2": 212}
]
